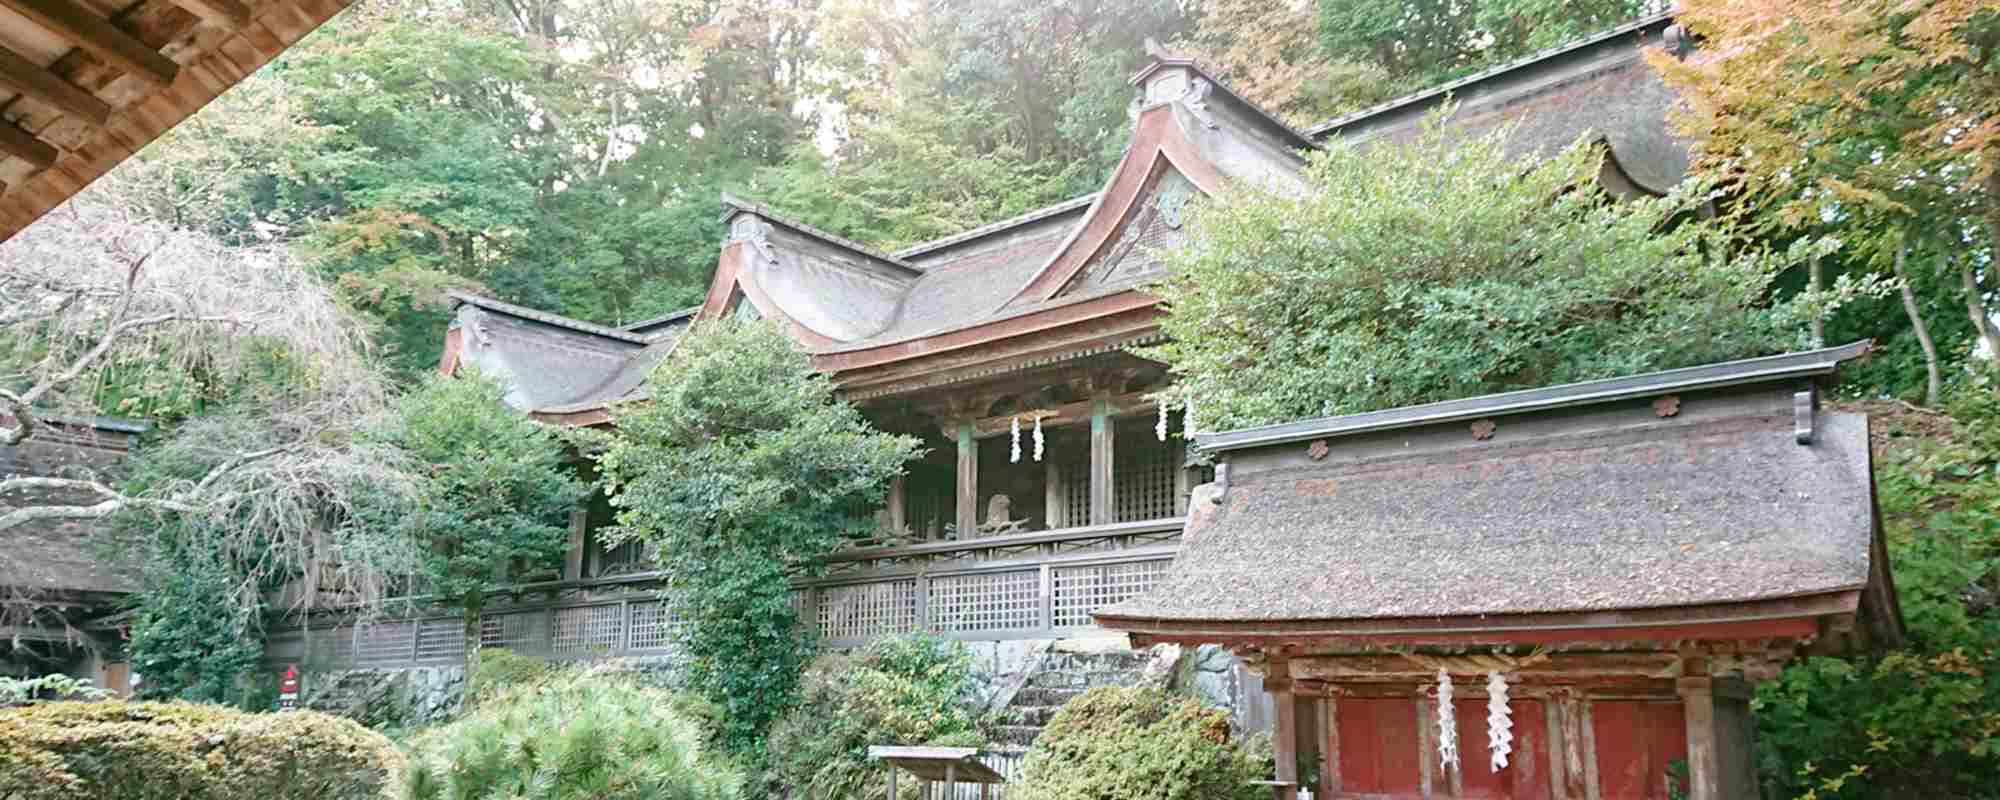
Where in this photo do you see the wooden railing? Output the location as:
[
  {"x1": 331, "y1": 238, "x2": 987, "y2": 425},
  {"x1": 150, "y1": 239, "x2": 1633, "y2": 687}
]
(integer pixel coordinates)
[
  {"x1": 800, "y1": 518, "x2": 1183, "y2": 647},
  {"x1": 264, "y1": 518, "x2": 1184, "y2": 670}
]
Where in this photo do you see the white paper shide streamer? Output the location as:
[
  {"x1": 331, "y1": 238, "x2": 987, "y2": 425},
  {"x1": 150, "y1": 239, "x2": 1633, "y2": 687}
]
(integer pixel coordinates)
[
  {"x1": 1010, "y1": 416, "x2": 1022, "y2": 463},
  {"x1": 1032, "y1": 416, "x2": 1044, "y2": 461},
  {"x1": 1435, "y1": 670, "x2": 1459, "y2": 771},
  {"x1": 1156, "y1": 398, "x2": 1169, "y2": 441},
  {"x1": 1486, "y1": 671, "x2": 1513, "y2": 771}
]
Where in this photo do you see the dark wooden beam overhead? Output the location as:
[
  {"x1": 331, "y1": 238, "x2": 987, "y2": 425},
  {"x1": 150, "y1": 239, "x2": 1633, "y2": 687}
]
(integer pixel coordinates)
[
  {"x1": 0, "y1": 0, "x2": 181, "y2": 87},
  {"x1": 0, "y1": 46, "x2": 109, "y2": 124},
  {"x1": 166, "y1": 0, "x2": 251, "y2": 27},
  {"x1": 0, "y1": 118, "x2": 58, "y2": 166}
]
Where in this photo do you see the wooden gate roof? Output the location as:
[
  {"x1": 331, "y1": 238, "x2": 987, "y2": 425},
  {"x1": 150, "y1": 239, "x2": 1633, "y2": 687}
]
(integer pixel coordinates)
[
  {"x1": 1094, "y1": 343, "x2": 1903, "y2": 651},
  {"x1": 0, "y1": 0, "x2": 355, "y2": 242}
]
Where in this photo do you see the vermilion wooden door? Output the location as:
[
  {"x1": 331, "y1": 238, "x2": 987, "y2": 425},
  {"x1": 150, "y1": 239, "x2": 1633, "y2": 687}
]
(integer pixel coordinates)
[
  {"x1": 1453, "y1": 699, "x2": 1553, "y2": 800},
  {"x1": 1590, "y1": 700, "x2": 1689, "y2": 799},
  {"x1": 1333, "y1": 697, "x2": 1424, "y2": 796}
]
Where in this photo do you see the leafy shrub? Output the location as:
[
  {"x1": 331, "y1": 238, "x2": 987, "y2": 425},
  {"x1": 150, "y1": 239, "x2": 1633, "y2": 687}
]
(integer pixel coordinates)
[
  {"x1": 464, "y1": 647, "x2": 552, "y2": 703},
  {"x1": 0, "y1": 701, "x2": 402, "y2": 799},
  {"x1": 402, "y1": 668, "x2": 742, "y2": 800},
  {"x1": 766, "y1": 634, "x2": 986, "y2": 799},
  {"x1": 1754, "y1": 390, "x2": 2000, "y2": 798},
  {"x1": 0, "y1": 674, "x2": 112, "y2": 707},
  {"x1": 1011, "y1": 686, "x2": 1264, "y2": 800}
]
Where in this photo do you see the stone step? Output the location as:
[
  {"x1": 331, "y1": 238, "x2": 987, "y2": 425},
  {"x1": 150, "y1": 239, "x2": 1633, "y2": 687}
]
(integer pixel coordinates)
[
  {"x1": 1013, "y1": 705, "x2": 1062, "y2": 726},
  {"x1": 993, "y1": 724, "x2": 1044, "y2": 746},
  {"x1": 1010, "y1": 687, "x2": 1086, "y2": 708},
  {"x1": 1028, "y1": 670, "x2": 1147, "y2": 690}
]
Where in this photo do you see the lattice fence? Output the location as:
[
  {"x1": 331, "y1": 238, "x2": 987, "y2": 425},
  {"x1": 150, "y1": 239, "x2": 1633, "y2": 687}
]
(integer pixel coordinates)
[
  {"x1": 479, "y1": 610, "x2": 543, "y2": 653},
  {"x1": 818, "y1": 580, "x2": 921, "y2": 640},
  {"x1": 928, "y1": 569, "x2": 1041, "y2": 633},
  {"x1": 627, "y1": 600, "x2": 683, "y2": 650},
  {"x1": 415, "y1": 618, "x2": 466, "y2": 662},
  {"x1": 1051, "y1": 559, "x2": 1173, "y2": 628},
  {"x1": 553, "y1": 604, "x2": 623, "y2": 655}
]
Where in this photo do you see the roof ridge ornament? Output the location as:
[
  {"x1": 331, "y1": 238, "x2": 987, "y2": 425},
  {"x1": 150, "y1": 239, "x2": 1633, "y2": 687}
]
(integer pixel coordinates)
[
  {"x1": 730, "y1": 215, "x2": 781, "y2": 268},
  {"x1": 1182, "y1": 78, "x2": 1218, "y2": 129}
]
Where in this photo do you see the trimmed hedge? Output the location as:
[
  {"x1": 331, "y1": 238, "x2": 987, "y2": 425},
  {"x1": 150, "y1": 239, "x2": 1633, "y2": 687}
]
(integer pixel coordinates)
[
  {"x1": 1011, "y1": 687, "x2": 1265, "y2": 800},
  {"x1": 402, "y1": 668, "x2": 743, "y2": 800},
  {"x1": 0, "y1": 701, "x2": 402, "y2": 799}
]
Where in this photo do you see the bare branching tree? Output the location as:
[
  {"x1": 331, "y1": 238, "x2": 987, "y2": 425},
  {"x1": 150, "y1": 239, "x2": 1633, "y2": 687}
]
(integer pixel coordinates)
[{"x1": 1, "y1": 193, "x2": 423, "y2": 623}]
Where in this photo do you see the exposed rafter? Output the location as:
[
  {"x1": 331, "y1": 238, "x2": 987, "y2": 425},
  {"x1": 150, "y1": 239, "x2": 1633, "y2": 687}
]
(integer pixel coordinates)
[
  {"x1": 165, "y1": 0, "x2": 251, "y2": 27},
  {"x1": 0, "y1": 0, "x2": 181, "y2": 87},
  {"x1": 0, "y1": 119, "x2": 57, "y2": 166},
  {"x1": 0, "y1": 45, "x2": 110, "y2": 124}
]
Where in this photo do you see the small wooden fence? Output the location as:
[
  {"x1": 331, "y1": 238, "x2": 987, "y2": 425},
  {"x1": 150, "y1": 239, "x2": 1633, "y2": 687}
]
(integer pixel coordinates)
[{"x1": 265, "y1": 518, "x2": 1184, "y2": 670}]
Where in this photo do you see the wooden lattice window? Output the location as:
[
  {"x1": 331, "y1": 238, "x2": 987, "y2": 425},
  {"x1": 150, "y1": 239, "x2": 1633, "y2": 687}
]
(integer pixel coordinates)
[
  {"x1": 928, "y1": 569, "x2": 1041, "y2": 633},
  {"x1": 818, "y1": 580, "x2": 921, "y2": 640},
  {"x1": 415, "y1": 618, "x2": 465, "y2": 662},
  {"x1": 1050, "y1": 559, "x2": 1172, "y2": 627},
  {"x1": 628, "y1": 601, "x2": 683, "y2": 650},
  {"x1": 553, "y1": 605, "x2": 622, "y2": 655},
  {"x1": 479, "y1": 610, "x2": 541, "y2": 652},
  {"x1": 353, "y1": 621, "x2": 412, "y2": 666},
  {"x1": 1059, "y1": 447, "x2": 1090, "y2": 527},
  {"x1": 1114, "y1": 424, "x2": 1182, "y2": 523},
  {"x1": 904, "y1": 465, "x2": 954, "y2": 540}
]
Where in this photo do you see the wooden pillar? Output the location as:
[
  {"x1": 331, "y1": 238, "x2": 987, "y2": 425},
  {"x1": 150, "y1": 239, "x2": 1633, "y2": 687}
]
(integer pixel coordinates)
[
  {"x1": 1089, "y1": 396, "x2": 1115, "y2": 525},
  {"x1": 1045, "y1": 457, "x2": 1065, "y2": 529},
  {"x1": 1268, "y1": 655, "x2": 1301, "y2": 800},
  {"x1": 956, "y1": 422, "x2": 978, "y2": 538},
  {"x1": 1679, "y1": 660, "x2": 1722, "y2": 800},
  {"x1": 562, "y1": 507, "x2": 587, "y2": 581},
  {"x1": 887, "y1": 474, "x2": 907, "y2": 535}
]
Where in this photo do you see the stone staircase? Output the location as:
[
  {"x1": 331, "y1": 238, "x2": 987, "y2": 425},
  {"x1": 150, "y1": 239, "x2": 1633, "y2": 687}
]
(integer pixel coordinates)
[{"x1": 990, "y1": 648, "x2": 1156, "y2": 747}]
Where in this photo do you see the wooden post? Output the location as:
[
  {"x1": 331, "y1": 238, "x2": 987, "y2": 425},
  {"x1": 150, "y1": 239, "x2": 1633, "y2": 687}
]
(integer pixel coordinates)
[
  {"x1": 1268, "y1": 655, "x2": 1301, "y2": 800},
  {"x1": 887, "y1": 475, "x2": 907, "y2": 535},
  {"x1": 956, "y1": 423, "x2": 979, "y2": 538},
  {"x1": 1679, "y1": 660, "x2": 1721, "y2": 800},
  {"x1": 1045, "y1": 458, "x2": 1065, "y2": 529},
  {"x1": 1089, "y1": 396, "x2": 1115, "y2": 525},
  {"x1": 886, "y1": 762, "x2": 897, "y2": 800},
  {"x1": 563, "y1": 508, "x2": 587, "y2": 581}
]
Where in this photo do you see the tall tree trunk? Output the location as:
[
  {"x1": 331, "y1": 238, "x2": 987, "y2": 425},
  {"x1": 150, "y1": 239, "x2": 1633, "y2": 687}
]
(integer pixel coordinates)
[
  {"x1": 1894, "y1": 242, "x2": 1942, "y2": 407},
  {"x1": 1808, "y1": 251, "x2": 1825, "y2": 346},
  {"x1": 1962, "y1": 257, "x2": 2000, "y2": 366}
]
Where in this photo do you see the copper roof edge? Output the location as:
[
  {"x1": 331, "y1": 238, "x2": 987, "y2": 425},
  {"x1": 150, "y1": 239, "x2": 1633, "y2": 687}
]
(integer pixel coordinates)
[
  {"x1": 718, "y1": 193, "x2": 924, "y2": 274},
  {"x1": 1305, "y1": 11, "x2": 1679, "y2": 139},
  {"x1": 448, "y1": 291, "x2": 654, "y2": 345},
  {"x1": 1195, "y1": 340, "x2": 1873, "y2": 453}
]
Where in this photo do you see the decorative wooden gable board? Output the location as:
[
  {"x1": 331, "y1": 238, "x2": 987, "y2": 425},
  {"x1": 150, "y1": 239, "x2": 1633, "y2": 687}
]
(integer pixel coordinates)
[{"x1": 1052, "y1": 165, "x2": 1194, "y2": 297}]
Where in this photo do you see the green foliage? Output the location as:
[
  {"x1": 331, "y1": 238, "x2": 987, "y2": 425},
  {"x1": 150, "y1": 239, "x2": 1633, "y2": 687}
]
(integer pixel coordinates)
[
  {"x1": 0, "y1": 674, "x2": 113, "y2": 707},
  {"x1": 1143, "y1": 112, "x2": 1849, "y2": 429},
  {"x1": 0, "y1": 701, "x2": 402, "y2": 799},
  {"x1": 401, "y1": 669, "x2": 742, "y2": 800},
  {"x1": 365, "y1": 372, "x2": 587, "y2": 619},
  {"x1": 464, "y1": 648, "x2": 552, "y2": 705},
  {"x1": 126, "y1": 522, "x2": 268, "y2": 707},
  {"x1": 595, "y1": 319, "x2": 922, "y2": 755},
  {"x1": 766, "y1": 634, "x2": 986, "y2": 799},
  {"x1": 1316, "y1": 0, "x2": 1661, "y2": 83},
  {"x1": 1011, "y1": 686, "x2": 1265, "y2": 800},
  {"x1": 1755, "y1": 387, "x2": 2000, "y2": 798}
]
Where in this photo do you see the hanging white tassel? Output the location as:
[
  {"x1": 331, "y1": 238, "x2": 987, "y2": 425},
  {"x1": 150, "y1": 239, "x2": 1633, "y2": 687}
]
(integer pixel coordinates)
[
  {"x1": 1010, "y1": 416, "x2": 1022, "y2": 463},
  {"x1": 1156, "y1": 399, "x2": 1169, "y2": 442},
  {"x1": 1436, "y1": 670, "x2": 1459, "y2": 772},
  {"x1": 1184, "y1": 394, "x2": 1197, "y2": 435},
  {"x1": 1032, "y1": 416, "x2": 1044, "y2": 462},
  {"x1": 1486, "y1": 671, "x2": 1513, "y2": 771}
]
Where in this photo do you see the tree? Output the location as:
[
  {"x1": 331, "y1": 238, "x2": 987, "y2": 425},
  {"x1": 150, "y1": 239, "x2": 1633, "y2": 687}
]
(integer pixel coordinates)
[
  {"x1": 594, "y1": 318, "x2": 921, "y2": 755},
  {"x1": 1, "y1": 190, "x2": 428, "y2": 687},
  {"x1": 1175, "y1": 0, "x2": 1399, "y2": 125},
  {"x1": 1317, "y1": 0, "x2": 1665, "y2": 84},
  {"x1": 365, "y1": 372, "x2": 588, "y2": 656},
  {"x1": 1649, "y1": 0, "x2": 2000, "y2": 387},
  {"x1": 1143, "y1": 114, "x2": 1861, "y2": 429}
]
